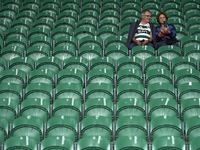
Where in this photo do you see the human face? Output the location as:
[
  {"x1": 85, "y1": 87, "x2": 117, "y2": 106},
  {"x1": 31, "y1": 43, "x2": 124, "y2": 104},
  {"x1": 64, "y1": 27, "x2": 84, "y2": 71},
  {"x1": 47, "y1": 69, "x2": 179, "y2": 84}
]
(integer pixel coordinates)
[
  {"x1": 159, "y1": 14, "x2": 166, "y2": 25},
  {"x1": 142, "y1": 11, "x2": 151, "y2": 24}
]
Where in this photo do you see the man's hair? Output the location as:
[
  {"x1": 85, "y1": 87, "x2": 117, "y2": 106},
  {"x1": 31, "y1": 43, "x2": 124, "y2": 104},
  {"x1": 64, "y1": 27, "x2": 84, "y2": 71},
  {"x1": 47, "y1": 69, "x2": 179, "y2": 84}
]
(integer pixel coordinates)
[
  {"x1": 156, "y1": 12, "x2": 168, "y2": 23},
  {"x1": 142, "y1": 9, "x2": 151, "y2": 15}
]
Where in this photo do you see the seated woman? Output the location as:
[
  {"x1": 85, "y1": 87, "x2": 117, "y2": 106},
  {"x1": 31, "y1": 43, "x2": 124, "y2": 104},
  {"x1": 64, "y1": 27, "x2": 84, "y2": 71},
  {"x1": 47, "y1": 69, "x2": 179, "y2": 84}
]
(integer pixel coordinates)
[{"x1": 155, "y1": 12, "x2": 178, "y2": 49}]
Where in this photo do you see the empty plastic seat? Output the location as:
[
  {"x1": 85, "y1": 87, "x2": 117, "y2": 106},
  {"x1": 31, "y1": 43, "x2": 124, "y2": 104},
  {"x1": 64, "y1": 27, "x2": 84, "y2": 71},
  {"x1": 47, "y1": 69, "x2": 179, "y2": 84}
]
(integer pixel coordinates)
[
  {"x1": 3, "y1": 0, "x2": 21, "y2": 9},
  {"x1": 5, "y1": 27, "x2": 27, "y2": 39},
  {"x1": 105, "y1": 45, "x2": 128, "y2": 61},
  {"x1": 0, "y1": 19, "x2": 9, "y2": 31},
  {"x1": 115, "y1": 116, "x2": 147, "y2": 140},
  {"x1": 61, "y1": 4, "x2": 79, "y2": 14},
  {"x1": 40, "y1": 136, "x2": 74, "y2": 150},
  {"x1": 63, "y1": 57, "x2": 88, "y2": 73},
  {"x1": 0, "y1": 46, "x2": 24, "y2": 62},
  {"x1": 152, "y1": 136, "x2": 186, "y2": 150},
  {"x1": 144, "y1": 56, "x2": 170, "y2": 74},
  {"x1": 148, "y1": 98, "x2": 178, "y2": 121},
  {"x1": 33, "y1": 19, "x2": 53, "y2": 30},
  {"x1": 0, "y1": 12, "x2": 14, "y2": 23},
  {"x1": 84, "y1": 98, "x2": 114, "y2": 119},
  {"x1": 147, "y1": 83, "x2": 175, "y2": 102},
  {"x1": 11, "y1": 116, "x2": 43, "y2": 142},
  {"x1": 187, "y1": 19, "x2": 200, "y2": 31},
  {"x1": 90, "y1": 57, "x2": 115, "y2": 71},
  {"x1": 87, "y1": 68, "x2": 114, "y2": 85},
  {"x1": 116, "y1": 98, "x2": 146, "y2": 119},
  {"x1": 104, "y1": 36, "x2": 126, "y2": 48},
  {"x1": 28, "y1": 27, "x2": 50, "y2": 39},
  {"x1": 162, "y1": 0, "x2": 180, "y2": 7},
  {"x1": 132, "y1": 45, "x2": 155, "y2": 60},
  {"x1": 74, "y1": 27, "x2": 96, "y2": 40},
  {"x1": 117, "y1": 56, "x2": 142, "y2": 71},
  {"x1": 0, "y1": 83, "x2": 22, "y2": 103},
  {"x1": 181, "y1": 98, "x2": 200, "y2": 122},
  {"x1": 4, "y1": 136, "x2": 38, "y2": 150},
  {"x1": 77, "y1": 136, "x2": 111, "y2": 150},
  {"x1": 85, "y1": 83, "x2": 114, "y2": 101},
  {"x1": 99, "y1": 19, "x2": 119, "y2": 30},
  {"x1": 79, "y1": 11, "x2": 99, "y2": 22},
  {"x1": 189, "y1": 27, "x2": 200, "y2": 37},
  {"x1": 37, "y1": 11, "x2": 56, "y2": 22},
  {"x1": 82, "y1": 4, "x2": 100, "y2": 14},
  {"x1": 145, "y1": 68, "x2": 172, "y2": 87},
  {"x1": 77, "y1": 19, "x2": 98, "y2": 29},
  {"x1": 178, "y1": 82, "x2": 200, "y2": 103},
  {"x1": 168, "y1": 18, "x2": 185, "y2": 28},
  {"x1": 24, "y1": 83, "x2": 53, "y2": 103},
  {"x1": 0, "y1": 5, "x2": 18, "y2": 16},
  {"x1": 114, "y1": 136, "x2": 148, "y2": 150},
  {"x1": 79, "y1": 36, "x2": 103, "y2": 48},
  {"x1": 186, "y1": 11, "x2": 200, "y2": 22},
  {"x1": 36, "y1": 56, "x2": 62, "y2": 73},
  {"x1": 82, "y1": 0, "x2": 101, "y2": 7},
  {"x1": 26, "y1": 46, "x2": 49, "y2": 61},
  {"x1": 121, "y1": 18, "x2": 138, "y2": 30},
  {"x1": 117, "y1": 83, "x2": 144, "y2": 101},
  {"x1": 55, "y1": 35, "x2": 78, "y2": 49},
  {"x1": 122, "y1": 4, "x2": 140, "y2": 14},
  {"x1": 52, "y1": 27, "x2": 73, "y2": 40},
  {"x1": 11, "y1": 19, "x2": 32, "y2": 31},
  {"x1": 19, "y1": 5, "x2": 39, "y2": 16},
  {"x1": 120, "y1": 26, "x2": 130, "y2": 38},
  {"x1": 0, "y1": 57, "x2": 7, "y2": 73},
  {"x1": 0, "y1": 68, "x2": 26, "y2": 87},
  {"x1": 174, "y1": 68, "x2": 200, "y2": 88},
  {"x1": 182, "y1": 0, "x2": 200, "y2": 7},
  {"x1": 189, "y1": 136, "x2": 200, "y2": 150},
  {"x1": 52, "y1": 46, "x2": 75, "y2": 61},
  {"x1": 81, "y1": 116, "x2": 113, "y2": 140},
  {"x1": 16, "y1": 11, "x2": 36, "y2": 23},
  {"x1": 97, "y1": 27, "x2": 118, "y2": 41},
  {"x1": 55, "y1": 83, "x2": 83, "y2": 102},
  {"x1": 157, "y1": 45, "x2": 181, "y2": 61},
  {"x1": 20, "y1": 98, "x2": 50, "y2": 123},
  {"x1": 30, "y1": 36, "x2": 52, "y2": 49},
  {"x1": 183, "y1": 5, "x2": 200, "y2": 14},
  {"x1": 0, "y1": 117, "x2": 9, "y2": 145},
  {"x1": 102, "y1": 0, "x2": 121, "y2": 7},
  {"x1": 181, "y1": 36, "x2": 200, "y2": 49},
  {"x1": 62, "y1": 0, "x2": 81, "y2": 8},
  {"x1": 46, "y1": 116, "x2": 78, "y2": 141},
  {"x1": 55, "y1": 19, "x2": 76, "y2": 30},
  {"x1": 167, "y1": 11, "x2": 184, "y2": 20},
  {"x1": 52, "y1": 98, "x2": 82, "y2": 121},
  {"x1": 117, "y1": 69, "x2": 143, "y2": 85},
  {"x1": 101, "y1": 4, "x2": 120, "y2": 14},
  {"x1": 79, "y1": 45, "x2": 102, "y2": 61},
  {"x1": 5, "y1": 36, "x2": 28, "y2": 49},
  {"x1": 142, "y1": 5, "x2": 160, "y2": 15},
  {"x1": 163, "y1": 4, "x2": 182, "y2": 14},
  {"x1": 175, "y1": 27, "x2": 188, "y2": 41},
  {"x1": 0, "y1": 98, "x2": 18, "y2": 123},
  {"x1": 150, "y1": 116, "x2": 182, "y2": 141},
  {"x1": 171, "y1": 56, "x2": 197, "y2": 73},
  {"x1": 122, "y1": 11, "x2": 141, "y2": 21},
  {"x1": 122, "y1": 0, "x2": 140, "y2": 6},
  {"x1": 101, "y1": 11, "x2": 120, "y2": 22}
]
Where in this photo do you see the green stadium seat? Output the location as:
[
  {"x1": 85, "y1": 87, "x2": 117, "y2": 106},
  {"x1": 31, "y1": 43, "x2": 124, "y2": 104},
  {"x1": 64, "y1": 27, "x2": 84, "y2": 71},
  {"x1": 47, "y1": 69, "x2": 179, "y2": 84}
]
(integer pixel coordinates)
[
  {"x1": 40, "y1": 136, "x2": 74, "y2": 150},
  {"x1": 0, "y1": 5, "x2": 18, "y2": 16},
  {"x1": 5, "y1": 27, "x2": 27, "y2": 39},
  {"x1": 185, "y1": 116, "x2": 200, "y2": 142},
  {"x1": 189, "y1": 137, "x2": 200, "y2": 150},
  {"x1": 145, "y1": 68, "x2": 172, "y2": 87},
  {"x1": 132, "y1": 45, "x2": 155, "y2": 60},
  {"x1": 189, "y1": 27, "x2": 200, "y2": 36},
  {"x1": 29, "y1": 27, "x2": 50, "y2": 39},
  {"x1": 144, "y1": 56, "x2": 170, "y2": 74},
  {"x1": 77, "y1": 136, "x2": 111, "y2": 150},
  {"x1": 30, "y1": 36, "x2": 52, "y2": 49},
  {"x1": 181, "y1": 36, "x2": 200, "y2": 49},
  {"x1": 116, "y1": 98, "x2": 146, "y2": 119},
  {"x1": 97, "y1": 27, "x2": 118, "y2": 41},
  {"x1": 4, "y1": 136, "x2": 38, "y2": 150},
  {"x1": 187, "y1": 19, "x2": 200, "y2": 31},
  {"x1": 20, "y1": 98, "x2": 50, "y2": 123},
  {"x1": 77, "y1": 19, "x2": 98, "y2": 29},
  {"x1": 79, "y1": 45, "x2": 102, "y2": 61},
  {"x1": 102, "y1": 0, "x2": 120, "y2": 6},
  {"x1": 181, "y1": 98, "x2": 200, "y2": 121},
  {"x1": 16, "y1": 12, "x2": 36, "y2": 23},
  {"x1": 122, "y1": 0, "x2": 140, "y2": 6},
  {"x1": 122, "y1": 11, "x2": 141, "y2": 21},
  {"x1": 157, "y1": 45, "x2": 182, "y2": 61},
  {"x1": 39, "y1": 4, "x2": 59, "y2": 15},
  {"x1": 9, "y1": 57, "x2": 34, "y2": 74},
  {"x1": 52, "y1": 98, "x2": 82, "y2": 121},
  {"x1": 163, "y1": 4, "x2": 182, "y2": 13},
  {"x1": 0, "y1": 57, "x2": 7, "y2": 73},
  {"x1": 150, "y1": 116, "x2": 182, "y2": 141},
  {"x1": 0, "y1": 12, "x2": 15, "y2": 23},
  {"x1": 26, "y1": 46, "x2": 50, "y2": 61},
  {"x1": 85, "y1": 83, "x2": 114, "y2": 101},
  {"x1": 81, "y1": 116, "x2": 113, "y2": 140},
  {"x1": 11, "y1": 116, "x2": 43, "y2": 142},
  {"x1": 87, "y1": 68, "x2": 114, "y2": 85},
  {"x1": 183, "y1": 5, "x2": 200, "y2": 14},
  {"x1": 0, "y1": 19, "x2": 9, "y2": 31},
  {"x1": 81, "y1": 4, "x2": 100, "y2": 14},
  {"x1": 55, "y1": 35, "x2": 78, "y2": 49},
  {"x1": 101, "y1": 4, "x2": 120, "y2": 14},
  {"x1": 61, "y1": 4, "x2": 79, "y2": 14},
  {"x1": 52, "y1": 46, "x2": 75, "y2": 61},
  {"x1": 11, "y1": 19, "x2": 31, "y2": 31},
  {"x1": 79, "y1": 11, "x2": 99, "y2": 22},
  {"x1": 63, "y1": 57, "x2": 88, "y2": 73},
  {"x1": 186, "y1": 11, "x2": 200, "y2": 22},
  {"x1": 147, "y1": 83, "x2": 175, "y2": 102},
  {"x1": 122, "y1": 4, "x2": 140, "y2": 14},
  {"x1": 99, "y1": 19, "x2": 119, "y2": 30},
  {"x1": 52, "y1": 27, "x2": 73, "y2": 40},
  {"x1": 23, "y1": 0, "x2": 41, "y2": 9},
  {"x1": 162, "y1": 0, "x2": 180, "y2": 7},
  {"x1": 148, "y1": 98, "x2": 178, "y2": 121},
  {"x1": 90, "y1": 57, "x2": 115, "y2": 71},
  {"x1": 32, "y1": 19, "x2": 53, "y2": 30},
  {"x1": 142, "y1": 5, "x2": 160, "y2": 15},
  {"x1": 62, "y1": 0, "x2": 80, "y2": 8},
  {"x1": 167, "y1": 11, "x2": 184, "y2": 20},
  {"x1": 24, "y1": 83, "x2": 53, "y2": 103},
  {"x1": 0, "y1": 46, "x2": 24, "y2": 61},
  {"x1": 3, "y1": 0, "x2": 21, "y2": 9},
  {"x1": 28, "y1": 69, "x2": 55, "y2": 87},
  {"x1": 184, "y1": 45, "x2": 200, "y2": 61},
  {"x1": 175, "y1": 27, "x2": 188, "y2": 41},
  {"x1": 174, "y1": 68, "x2": 200, "y2": 88},
  {"x1": 182, "y1": 0, "x2": 200, "y2": 8},
  {"x1": 104, "y1": 36, "x2": 126, "y2": 48},
  {"x1": 101, "y1": 12, "x2": 120, "y2": 22},
  {"x1": 84, "y1": 98, "x2": 114, "y2": 120},
  {"x1": 19, "y1": 5, "x2": 39, "y2": 16},
  {"x1": 36, "y1": 56, "x2": 62, "y2": 73},
  {"x1": 79, "y1": 36, "x2": 103, "y2": 48},
  {"x1": 178, "y1": 82, "x2": 200, "y2": 103},
  {"x1": 55, "y1": 83, "x2": 83, "y2": 103},
  {"x1": 105, "y1": 45, "x2": 128, "y2": 61},
  {"x1": 171, "y1": 56, "x2": 197, "y2": 73},
  {"x1": 46, "y1": 116, "x2": 78, "y2": 141},
  {"x1": 168, "y1": 18, "x2": 185, "y2": 28},
  {"x1": 115, "y1": 116, "x2": 147, "y2": 140},
  {"x1": 120, "y1": 27, "x2": 129, "y2": 39},
  {"x1": 55, "y1": 19, "x2": 75, "y2": 30},
  {"x1": 152, "y1": 136, "x2": 186, "y2": 150},
  {"x1": 57, "y1": 68, "x2": 85, "y2": 86},
  {"x1": 82, "y1": 0, "x2": 101, "y2": 7},
  {"x1": 117, "y1": 83, "x2": 144, "y2": 101},
  {"x1": 117, "y1": 68, "x2": 143, "y2": 85},
  {"x1": 121, "y1": 18, "x2": 138, "y2": 30},
  {"x1": 5, "y1": 36, "x2": 28, "y2": 49},
  {"x1": 0, "y1": 98, "x2": 18, "y2": 123},
  {"x1": 0, "y1": 117, "x2": 9, "y2": 145},
  {"x1": 42, "y1": 0, "x2": 61, "y2": 8},
  {"x1": 74, "y1": 27, "x2": 96, "y2": 40},
  {"x1": 37, "y1": 11, "x2": 57, "y2": 22},
  {"x1": 117, "y1": 56, "x2": 142, "y2": 71},
  {"x1": 0, "y1": 68, "x2": 26, "y2": 87}
]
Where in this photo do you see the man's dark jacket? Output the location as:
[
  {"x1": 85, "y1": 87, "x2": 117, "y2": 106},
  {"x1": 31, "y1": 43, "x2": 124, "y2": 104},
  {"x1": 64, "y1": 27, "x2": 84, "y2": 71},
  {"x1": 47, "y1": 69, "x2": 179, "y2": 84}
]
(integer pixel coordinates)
[{"x1": 125, "y1": 20, "x2": 157, "y2": 48}]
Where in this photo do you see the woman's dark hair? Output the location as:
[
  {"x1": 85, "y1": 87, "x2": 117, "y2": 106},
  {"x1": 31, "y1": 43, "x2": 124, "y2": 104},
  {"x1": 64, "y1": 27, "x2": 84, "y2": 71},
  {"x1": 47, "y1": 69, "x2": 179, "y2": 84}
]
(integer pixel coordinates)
[{"x1": 156, "y1": 12, "x2": 168, "y2": 23}]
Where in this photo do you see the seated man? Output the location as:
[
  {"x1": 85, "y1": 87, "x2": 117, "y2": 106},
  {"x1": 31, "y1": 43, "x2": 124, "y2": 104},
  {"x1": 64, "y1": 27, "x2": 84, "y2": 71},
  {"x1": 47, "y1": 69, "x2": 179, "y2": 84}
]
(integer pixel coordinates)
[{"x1": 126, "y1": 9, "x2": 156, "y2": 50}]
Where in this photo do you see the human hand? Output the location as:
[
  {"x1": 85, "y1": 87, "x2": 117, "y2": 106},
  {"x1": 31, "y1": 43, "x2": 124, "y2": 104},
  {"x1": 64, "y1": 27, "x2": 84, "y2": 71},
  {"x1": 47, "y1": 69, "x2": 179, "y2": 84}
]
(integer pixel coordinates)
[
  {"x1": 141, "y1": 40, "x2": 148, "y2": 45},
  {"x1": 163, "y1": 25, "x2": 169, "y2": 32},
  {"x1": 136, "y1": 40, "x2": 141, "y2": 45},
  {"x1": 160, "y1": 26, "x2": 165, "y2": 33}
]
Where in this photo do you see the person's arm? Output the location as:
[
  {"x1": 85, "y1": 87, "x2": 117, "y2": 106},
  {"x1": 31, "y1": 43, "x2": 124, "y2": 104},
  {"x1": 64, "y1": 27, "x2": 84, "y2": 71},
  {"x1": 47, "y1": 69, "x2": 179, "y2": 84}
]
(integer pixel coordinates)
[
  {"x1": 142, "y1": 34, "x2": 153, "y2": 45},
  {"x1": 168, "y1": 24, "x2": 176, "y2": 38},
  {"x1": 132, "y1": 37, "x2": 141, "y2": 45},
  {"x1": 155, "y1": 26, "x2": 163, "y2": 42}
]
